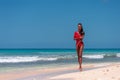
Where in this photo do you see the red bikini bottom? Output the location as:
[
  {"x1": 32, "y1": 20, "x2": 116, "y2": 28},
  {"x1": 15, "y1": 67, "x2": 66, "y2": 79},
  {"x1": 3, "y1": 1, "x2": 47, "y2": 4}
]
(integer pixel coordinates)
[{"x1": 76, "y1": 41, "x2": 84, "y2": 48}]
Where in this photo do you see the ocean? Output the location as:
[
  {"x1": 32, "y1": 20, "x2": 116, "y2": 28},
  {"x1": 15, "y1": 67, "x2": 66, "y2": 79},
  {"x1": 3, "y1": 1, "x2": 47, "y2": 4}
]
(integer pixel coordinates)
[{"x1": 0, "y1": 49, "x2": 120, "y2": 72}]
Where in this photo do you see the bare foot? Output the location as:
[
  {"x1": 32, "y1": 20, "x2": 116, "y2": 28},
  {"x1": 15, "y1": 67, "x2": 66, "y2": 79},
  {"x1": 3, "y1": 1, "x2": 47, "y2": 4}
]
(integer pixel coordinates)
[
  {"x1": 79, "y1": 66, "x2": 82, "y2": 71},
  {"x1": 80, "y1": 68, "x2": 82, "y2": 71}
]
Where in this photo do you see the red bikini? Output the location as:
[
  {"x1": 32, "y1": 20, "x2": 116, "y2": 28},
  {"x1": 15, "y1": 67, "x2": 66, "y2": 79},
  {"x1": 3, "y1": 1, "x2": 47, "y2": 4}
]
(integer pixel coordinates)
[{"x1": 74, "y1": 32, "x2": 84, "y2": 47}]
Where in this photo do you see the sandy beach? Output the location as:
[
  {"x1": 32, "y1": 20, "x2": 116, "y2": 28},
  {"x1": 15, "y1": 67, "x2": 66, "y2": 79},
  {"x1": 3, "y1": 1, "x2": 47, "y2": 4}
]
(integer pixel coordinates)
[
  {"x1": 0, "y1": 62, "x2": 119, "y2": 80},
  {"x1": 50, "y1": 63, "x2": 120, "y2": 80}
]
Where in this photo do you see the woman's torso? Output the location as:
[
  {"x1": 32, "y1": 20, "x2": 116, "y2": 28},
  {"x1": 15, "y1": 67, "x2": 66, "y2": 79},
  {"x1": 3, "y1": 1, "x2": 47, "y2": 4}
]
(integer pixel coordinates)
[{"x1": 74, "y1": 31, "x2": 83, "y2": 45}]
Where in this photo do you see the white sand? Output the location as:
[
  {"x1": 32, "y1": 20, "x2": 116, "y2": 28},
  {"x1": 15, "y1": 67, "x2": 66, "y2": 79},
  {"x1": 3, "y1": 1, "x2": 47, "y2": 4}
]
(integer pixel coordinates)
[
  {"x1": 50, "y1": 63, "x2": 120, "y2": 80},
  {"x1": 0, "y1": 62, "x2": 120, "y2": 80}
]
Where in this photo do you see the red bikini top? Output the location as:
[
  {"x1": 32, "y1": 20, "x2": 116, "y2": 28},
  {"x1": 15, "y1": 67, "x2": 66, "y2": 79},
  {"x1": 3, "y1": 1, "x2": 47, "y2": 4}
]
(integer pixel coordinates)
[{"x1": 74, "y1": 32, "x2": 81, "y2": 40}]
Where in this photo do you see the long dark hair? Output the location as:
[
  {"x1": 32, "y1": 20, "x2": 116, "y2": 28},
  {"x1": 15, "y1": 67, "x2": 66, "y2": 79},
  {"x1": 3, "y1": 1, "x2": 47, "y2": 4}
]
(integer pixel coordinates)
[{"x1": 78, "y1": 23, "x2": 85, "y2": 35}]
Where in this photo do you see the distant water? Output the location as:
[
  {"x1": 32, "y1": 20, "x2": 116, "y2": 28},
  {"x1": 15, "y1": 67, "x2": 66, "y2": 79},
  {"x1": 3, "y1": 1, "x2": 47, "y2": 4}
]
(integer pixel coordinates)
[{"x1": 0, "y1": 49, "x2": 120, "y2": 71}]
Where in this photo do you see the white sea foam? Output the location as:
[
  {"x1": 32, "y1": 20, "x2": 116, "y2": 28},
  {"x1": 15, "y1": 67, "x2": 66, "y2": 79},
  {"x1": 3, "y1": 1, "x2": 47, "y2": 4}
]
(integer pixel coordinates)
[
  {"x1": 83, "y1": 54, "x2": 104, "y2": 59},
  {"x1": 0, "y1": 56, "x2": 58, "y2": 63},
  {"x1": 38, "y1": 57, "x2": 58, "y2": 61},
  {"x1": 116, "y1": 53, "x2": 120, "y2": 57}
]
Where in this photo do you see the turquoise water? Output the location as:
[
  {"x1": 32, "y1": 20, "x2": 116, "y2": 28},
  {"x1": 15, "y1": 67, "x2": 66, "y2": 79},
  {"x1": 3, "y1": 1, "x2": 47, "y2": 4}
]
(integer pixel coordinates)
[{"x1": 0, "y1": 48, "x2": 120, "y2": 70}]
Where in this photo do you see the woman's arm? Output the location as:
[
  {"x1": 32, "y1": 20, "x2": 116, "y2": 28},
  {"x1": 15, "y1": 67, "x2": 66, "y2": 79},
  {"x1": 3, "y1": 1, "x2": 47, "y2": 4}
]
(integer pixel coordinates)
[
  {"x1": 80, "y1": 34, "x2": 84, "y2": 39},
  {"x1": 74, "y1": 37, "x2": 79, "y2": 40},
  {"x1": 74, "y1": 35, "x2": 83, "y2": 40},
  {"x1": 74, "y1": 32, "x2": 84, "y2": 40},
  {"x1": 80, "y1": 32, "x2": 85, "y2": 39}
]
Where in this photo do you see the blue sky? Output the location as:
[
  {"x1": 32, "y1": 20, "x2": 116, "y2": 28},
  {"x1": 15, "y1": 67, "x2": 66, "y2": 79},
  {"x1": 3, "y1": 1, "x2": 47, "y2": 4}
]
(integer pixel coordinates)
[{"x1": 0, "y1": 0, "x2": 120, "y2": 48}]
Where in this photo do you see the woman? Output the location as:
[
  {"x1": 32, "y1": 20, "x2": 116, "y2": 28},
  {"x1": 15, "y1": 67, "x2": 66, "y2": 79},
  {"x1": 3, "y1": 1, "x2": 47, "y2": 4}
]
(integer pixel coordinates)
[{"x1": 74, "y1": 23, "x2": 85, "y2": 71}]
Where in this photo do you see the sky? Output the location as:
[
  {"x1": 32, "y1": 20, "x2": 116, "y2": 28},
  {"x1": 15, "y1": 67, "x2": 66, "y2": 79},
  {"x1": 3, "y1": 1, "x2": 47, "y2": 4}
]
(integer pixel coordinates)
[{"x1": 0, "y1": 0, "x2": 120, "y2": 49}]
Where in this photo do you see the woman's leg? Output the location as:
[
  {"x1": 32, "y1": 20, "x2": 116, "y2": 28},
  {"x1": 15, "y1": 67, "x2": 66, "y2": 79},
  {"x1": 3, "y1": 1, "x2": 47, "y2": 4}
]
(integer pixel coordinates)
[
  {"x1": 78, "y1": 44, "x2": 84, "y2": 71},
  {"x1": 76, "y1": 46, "x2": 80, "y2": 66},
  {"x1": 76, "y1": 46, "x2": 82, "y2": 70}
]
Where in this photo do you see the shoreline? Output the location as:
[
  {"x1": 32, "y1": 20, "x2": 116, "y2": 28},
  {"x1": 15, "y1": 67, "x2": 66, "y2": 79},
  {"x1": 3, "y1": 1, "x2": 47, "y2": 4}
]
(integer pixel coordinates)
[
  {"x1": 0, "y1": 62, "x2": 115, "y2": 73},
  {"x1": 0, "y1": 62, "x2": 120, "y2": 80}
]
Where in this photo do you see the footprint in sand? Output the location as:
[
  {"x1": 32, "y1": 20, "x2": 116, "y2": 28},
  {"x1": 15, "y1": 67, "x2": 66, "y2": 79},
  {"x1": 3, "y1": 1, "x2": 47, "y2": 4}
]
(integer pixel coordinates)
[
  {"x1": 116, "y1": 65, "x2": 119, "y2": 68},
  {"x1": 111, "y1": 77, "x2": 115, "y2": 79},
  {"x1": 106, "y1": 69, "x2": 109, "y2": 72}
]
